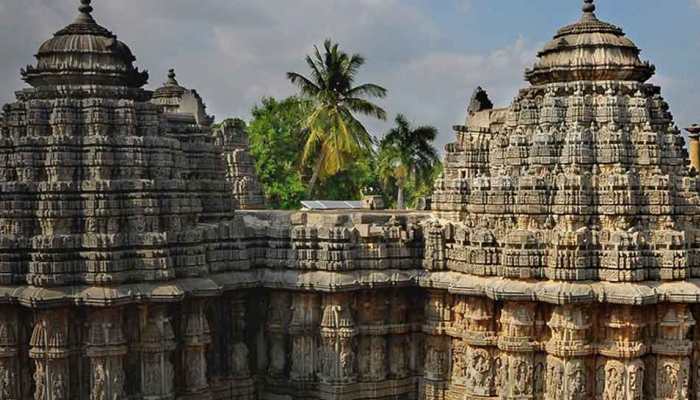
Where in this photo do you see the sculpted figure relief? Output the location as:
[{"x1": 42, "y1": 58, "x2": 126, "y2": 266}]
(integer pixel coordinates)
[
  {"x1": 2, "y1": 1, "x2": 700, "y2": 400},
  {"x1": 389, "y1": 336, "x2": 408, "y2": 378},
  {"x1": 33, "y1": 363, "x2": 45, "y2": 400},
  {"x1": 232, "y1": 341, "x2": 250, "y2": 377},
  {"x1": 513, "y1": 358, "x2": 533, "y2": 396},
  {"x1": 604, "y1": 364, "x2": 625, "y2": 400},
  {"x1": 340, "y1": 343, "x2": 355, "y2": 379},
  {"x1": 92, "y1": 363, "x2": 106, "y2": 400},
  {"x1": 628, "y1": 362, "x2": 644, "y2": 400},
  {"x1": 568, "y1": 367, "x2": 586, "y2": 400},
  {"x1": 546, "y1": 361, "x2": 563, "y2": 399},
  {"x1": 52, "y1": 372, "x2": 66, "y2": 400},
  {"x1": 467, "y1": 348, "x2": 492, "y2": 393}
]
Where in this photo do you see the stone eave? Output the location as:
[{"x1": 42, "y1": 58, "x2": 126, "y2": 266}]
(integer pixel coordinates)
[{"x1": 3, "y1": 268, "x2": 700, "y2": 308}]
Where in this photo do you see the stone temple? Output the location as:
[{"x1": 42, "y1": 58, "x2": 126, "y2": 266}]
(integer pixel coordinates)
[{"x1": 1, "y1": 0, "x2": 700, "y2": 399}]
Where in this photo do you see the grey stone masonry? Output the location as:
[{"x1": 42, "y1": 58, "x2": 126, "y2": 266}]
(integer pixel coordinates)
[{"x1": 1, "y1": 1, "x2": 700, "y2": 400}]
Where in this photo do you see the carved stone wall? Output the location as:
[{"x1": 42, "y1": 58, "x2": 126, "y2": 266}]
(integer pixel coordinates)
[{"x1": 2, "y1": 1, "x2": 700, "y2": 400}]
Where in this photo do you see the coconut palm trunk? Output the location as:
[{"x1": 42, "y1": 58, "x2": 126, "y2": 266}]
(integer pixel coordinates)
[
  {"x1": 397, "y1": 184, "x2": 405, "y2": 210},
  {"x1": 308, "y1": 156, "x2": 323, "y2": 196}
]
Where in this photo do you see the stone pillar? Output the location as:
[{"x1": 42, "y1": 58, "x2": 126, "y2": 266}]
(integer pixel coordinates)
[
  {"x1": 289, "y1": 292, "x2": 319, "y2": 383},
  {"x1": 136, "y1": 305, "x2": 176, "y2": 400},
  {"x1": 685, "y1": 125, "x2": 700, "y2": 171},
  {"x1": 597, "y1": 305, "x2": 647, "y2": 400},
  {"x1": 230, "y1": 295, "x2": 250, "y2": 379},
  {"x1": 85, "y1": 308, "x2": 128, "y2": 400},
  {"x1": 652, "y1": 304, "x2": 694, "y2": 400},
  {"x1": 265, "y1": 291, "x2": 290, "y2": 380},
  {"x1": 0, "y1": 307, "x2": 19, "y2": 400},
  {"x1": 318, "y1": 293, "x2": 357, "y2": 385},
  {"x1": 497, "y1": 302, "x2": 536, "y2": 400},
  {"x1": 421, "y1": 291, "x2": 451, "y2": 400},
  {"x1": 30, "y1": 309, "x2": 72, "y2": 400},
  {"x1": 387, "y1": 290, "x2": 410, "y2": 380},
  {"x1": 544, "y1": 305, "x2": 594, "y2": 400},
  {"x1": 179, "y1": 301, "x2": 211, "y2": 400}
]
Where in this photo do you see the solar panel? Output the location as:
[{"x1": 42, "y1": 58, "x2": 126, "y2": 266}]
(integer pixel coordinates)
[{"x1": 301, "y1": 200, "x2": 364, "y2": 210}]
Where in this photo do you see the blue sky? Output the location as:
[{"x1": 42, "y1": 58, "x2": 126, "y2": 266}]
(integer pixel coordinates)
[{"x1": 1, "y1": 0, "x2": 699, "y2": 151}]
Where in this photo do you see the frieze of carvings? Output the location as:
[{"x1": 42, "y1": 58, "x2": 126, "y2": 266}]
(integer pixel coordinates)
[
  {"x1": 464, "y1": 345, "x2": 495, "y2": 397},
  {"x1": 6, "y1": 1, "x2": 700, "y2": 400}
]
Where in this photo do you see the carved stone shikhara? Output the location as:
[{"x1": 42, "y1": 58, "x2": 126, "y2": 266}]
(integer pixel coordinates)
[{"x1": 1, "y1": 0, "x2": 699, "y2": 399}]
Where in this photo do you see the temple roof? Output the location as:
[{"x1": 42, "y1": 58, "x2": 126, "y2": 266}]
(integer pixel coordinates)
[
  {"x1": 21, "y1": 0, "x2": 148, "y2": 88},
  {"x1": 152, "y1": 69, "x2": 188, "y2": 100},
  {"x1": 525, "y1": 0, "x2": 655, "y2": 85},
  {"x1": 151, "y1": 69, "x2": 215, "y2": 127}
]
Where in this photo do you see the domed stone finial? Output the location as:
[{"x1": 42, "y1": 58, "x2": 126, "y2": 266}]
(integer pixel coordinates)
[
  {"x1": 75, "y1": 0, "x2": 95, "y2": 23},
  {"x1": 582, "y1": 0, "x2": 595, "y2": 13},
  {"x1": 79, "y1": 0, "x2": 93, "y2": 14},
  {"x1": 166, "y1": 69, "x2": 179, "y2": 86}
]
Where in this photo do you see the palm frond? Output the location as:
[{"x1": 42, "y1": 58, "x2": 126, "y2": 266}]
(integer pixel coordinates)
[
  {"x1": 344, "y1": 97, "x2": 387, "y2": 120},
  {"x1": 287, "y1": 72, "x2": 321, "y2": 97},
  {"x1": 346, "y1": 83, "x2": 387, "y2": 99}
]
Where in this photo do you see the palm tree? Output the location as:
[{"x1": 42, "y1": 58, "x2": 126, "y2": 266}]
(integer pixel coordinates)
[
  {"x1": 378, "y1": 114, "x2": 439, "y2": 209},
  {"x1": 287, "y1": 39, "x2": 387, "y2": 196}
]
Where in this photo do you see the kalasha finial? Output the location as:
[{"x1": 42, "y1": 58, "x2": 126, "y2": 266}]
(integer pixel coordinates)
[
  {"x1": 166, "y1": 69, "x2": 179, "y2": 85},
  {"x1": 686, "y1": 124, "x2": 700, "y2": 138},
  {"x1": 75, "y1": 0, "x2": 95, "y2": 23},
  {"x1": 79, "y1": 0, "x2": 93, "y2": 14},
  {"x1": 582, "y1": 0, "x2": 596, "y2": 13}
]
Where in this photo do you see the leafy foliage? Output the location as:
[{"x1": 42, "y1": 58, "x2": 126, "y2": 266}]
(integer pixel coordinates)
[
  {"x1": 223, "y1": 40, "x2": 442, "y2": 210},
  {"x1": 245, "y1": 96, "x2": 381, "y2": 209},
  {"x1": 246, "y1": 97, "x2": 309, "y2": 209}
]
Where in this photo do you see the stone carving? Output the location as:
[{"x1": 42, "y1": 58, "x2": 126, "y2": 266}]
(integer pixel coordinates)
[
  {"x1": 466, "y1": 347, "x2": 492, "y2": 394},
  {"x1": 0, "y1": 1, "x2": 699, "y2": 400}
]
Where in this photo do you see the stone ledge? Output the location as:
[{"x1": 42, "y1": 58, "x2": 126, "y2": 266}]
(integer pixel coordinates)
[
  {"x1": 4, "y1": 269, "x2": 700, "y2": 307},
  {"x1": 0, "y1": 269, "x2": 421, "y2": 307},
  {"x1": 422, "y1": 271, "x2": 700, "y2": 305}
]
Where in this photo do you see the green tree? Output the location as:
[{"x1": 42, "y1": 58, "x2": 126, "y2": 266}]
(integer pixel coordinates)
[
  {"x1": 246, "y1": 97, "x2": 310, "y2": 209},
  {"x1": 319, "y1": 155, "x2": 380, "y2": 201},
  {"x1": 287, "y1": 39, "x2": 387, "y2": 195},
  {"x1": 378, "y1": 114, "x2": 440, "y2": 209}
]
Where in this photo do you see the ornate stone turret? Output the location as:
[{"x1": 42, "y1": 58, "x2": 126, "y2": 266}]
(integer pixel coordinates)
[
  {"x1": 1, "y1": 0, "x2": 237, "y2": 288},
  {"x1": 21, "y1": 0, "x2": 148, "y2": 91},
  {"x1": 151, "y1": 69, "x2": 215, "y2": 127},
  {"x1": 434, "y1": 0, "x2": 690, "y2": 285},
  {"x1": 2, "y1": 1, "x2": 700, "y2": 400},
  {"x1": 212, "y1": 119, "x2": 265, "y2": 209},
  {"x1": 525, "y1": 0, "x2": 655, "y2": 85}
]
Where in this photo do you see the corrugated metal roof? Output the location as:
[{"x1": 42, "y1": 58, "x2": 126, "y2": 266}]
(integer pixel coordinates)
[{"x1": 301, "y1": 200, "x2": 364, "y2": 210}]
